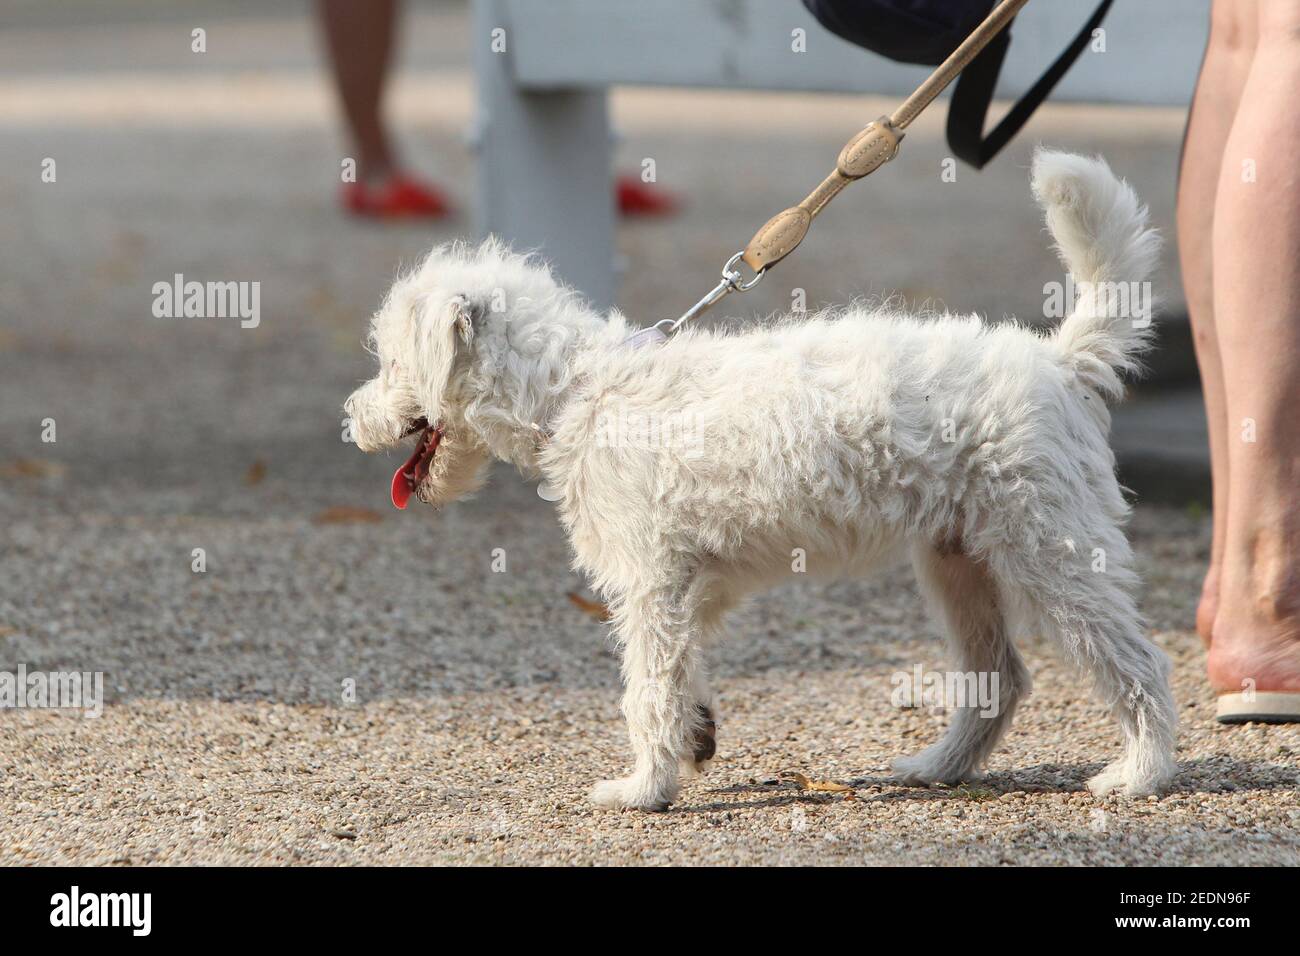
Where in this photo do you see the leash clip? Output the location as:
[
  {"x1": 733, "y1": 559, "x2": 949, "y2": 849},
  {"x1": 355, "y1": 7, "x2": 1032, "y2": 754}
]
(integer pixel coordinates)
[{"x1": 658, "y1": 251, "x2": 765, "y2": 336}]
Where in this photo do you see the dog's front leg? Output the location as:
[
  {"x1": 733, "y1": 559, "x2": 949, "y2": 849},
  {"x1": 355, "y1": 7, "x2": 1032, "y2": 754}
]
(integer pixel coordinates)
[{"x1": 590, "y1": 589, "x2": 701, "y2": 812}]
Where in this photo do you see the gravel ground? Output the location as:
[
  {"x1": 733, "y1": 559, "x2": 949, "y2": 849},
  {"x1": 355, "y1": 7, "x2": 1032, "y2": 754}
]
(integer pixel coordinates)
[
  {"x1": 3, "y1": 496, "x2": 1299, "y2": 866},
  {"x1": 1, "y1": 2, "x2": 1296, "y2": 866}
]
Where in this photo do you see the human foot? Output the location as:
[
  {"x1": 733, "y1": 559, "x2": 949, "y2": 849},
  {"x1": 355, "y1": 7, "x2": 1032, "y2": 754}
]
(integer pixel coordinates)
[{"x1": 1208, "y1": 538, "x2": 1300, "y2": 721}]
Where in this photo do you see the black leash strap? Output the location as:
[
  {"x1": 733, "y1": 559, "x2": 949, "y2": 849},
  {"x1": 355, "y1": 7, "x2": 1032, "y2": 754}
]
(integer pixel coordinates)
[{"x1": 947, "y1": 0, "x2": 1113, "y2": 169}]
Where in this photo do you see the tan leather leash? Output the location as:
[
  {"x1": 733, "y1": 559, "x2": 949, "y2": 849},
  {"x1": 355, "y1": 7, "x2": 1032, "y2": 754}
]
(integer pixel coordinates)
[{"x1": 654, "y1": 0, "x2": 1032, "y2": 337}]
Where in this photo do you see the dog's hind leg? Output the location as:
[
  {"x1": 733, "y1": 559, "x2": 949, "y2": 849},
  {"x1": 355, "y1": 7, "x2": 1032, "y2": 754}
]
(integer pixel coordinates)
[
  {"x1": 892, "y1": 542, "x2": 1030, "y2": 786},
  {"x1": 992, "y1": 528, "x2": 1177, "y2": 798},
  {"x1": 590, "y1": 574, "x2": 716, "y2": 812}
]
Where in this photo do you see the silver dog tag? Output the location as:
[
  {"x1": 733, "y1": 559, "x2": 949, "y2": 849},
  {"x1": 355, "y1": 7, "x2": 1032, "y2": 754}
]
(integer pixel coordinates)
[{"x1": 537, "y1": 480, "x2": 564, "y2": 502}]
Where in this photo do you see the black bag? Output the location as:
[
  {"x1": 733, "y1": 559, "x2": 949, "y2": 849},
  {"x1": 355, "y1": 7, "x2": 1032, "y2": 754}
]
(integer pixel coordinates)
[{"x1": 803, "y1": 0, "x2": 1113, "y2": 169}]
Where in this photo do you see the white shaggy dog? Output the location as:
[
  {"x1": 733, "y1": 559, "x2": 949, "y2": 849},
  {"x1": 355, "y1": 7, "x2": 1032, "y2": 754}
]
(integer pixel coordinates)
[{"x1": 345, "y1": 151, "x2": 1177, "y2": 811}]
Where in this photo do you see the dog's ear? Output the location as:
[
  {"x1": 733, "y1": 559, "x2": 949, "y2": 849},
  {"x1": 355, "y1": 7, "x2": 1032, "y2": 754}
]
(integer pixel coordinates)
[{"x1": 413, "y1": 293, "x2": 480, "y2": 423}]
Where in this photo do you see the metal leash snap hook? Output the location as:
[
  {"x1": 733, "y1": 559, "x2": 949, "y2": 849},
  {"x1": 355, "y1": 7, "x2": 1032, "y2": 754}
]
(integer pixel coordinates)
[
  {"x1": 721, "y1": 250, "x2": 765, "y2": 292},
  {"x1": 661, "y1": 250, "x2": 766, "y2": 336},
  {"x1": 649, "y1": 0, "x2": 1030, "y2": 343}
]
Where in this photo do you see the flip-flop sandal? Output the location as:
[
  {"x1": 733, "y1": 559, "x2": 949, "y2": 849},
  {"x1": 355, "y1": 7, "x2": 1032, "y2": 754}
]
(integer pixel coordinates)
[
  {"x1": 1216, "y1": 691, "x2": 1300, "y2": 724},
  {"x1": 342, "y1": 174, "x2": 453, "y2": 219},
  {"x1": 616, "y1": 176, "x2": 679, "y2": 216},
  {"x1": 344, "y1": 173, "x2": 668, "y2": 219}
]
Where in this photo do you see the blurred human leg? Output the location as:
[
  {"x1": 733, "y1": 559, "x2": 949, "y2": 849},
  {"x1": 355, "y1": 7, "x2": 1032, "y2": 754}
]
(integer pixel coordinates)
[
  {"x1": 318, "y1": 0, "x2": 398, "y2": 181},
  {"x1": 317, "y1": 0, "x2": 452, "y2": 217}
]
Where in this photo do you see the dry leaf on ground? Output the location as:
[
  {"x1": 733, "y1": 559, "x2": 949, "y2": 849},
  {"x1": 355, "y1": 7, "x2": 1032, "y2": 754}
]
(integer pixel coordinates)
[
  {"x1": 566, "y1": 591, "x2": 611, "y2": 622},
  {"x1": 0, "y1": 459, "x2": 65, "y2": 479},
  {"x1": 313, "y1": 506, "x2": 383, "y2": 525}
]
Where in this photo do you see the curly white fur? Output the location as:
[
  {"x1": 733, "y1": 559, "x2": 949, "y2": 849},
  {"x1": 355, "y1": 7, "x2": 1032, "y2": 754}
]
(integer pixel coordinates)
[{"x1": 345, "y1": 150, "x2": 1177, "y2": 811}]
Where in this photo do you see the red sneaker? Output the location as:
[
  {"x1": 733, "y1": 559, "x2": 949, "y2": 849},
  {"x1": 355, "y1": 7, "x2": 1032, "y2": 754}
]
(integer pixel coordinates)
[
  {"x1": 616, "y1": 176, "x2": 679, "y2": 217},
  {"x1": 341, "y1": 174, "x2": 453, "y2": 220}
]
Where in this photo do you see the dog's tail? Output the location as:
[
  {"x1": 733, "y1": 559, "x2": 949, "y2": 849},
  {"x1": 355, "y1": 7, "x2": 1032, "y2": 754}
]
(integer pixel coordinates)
[{"x1": 1031, "y1": 149, "x2": 1161, "y2": 402}]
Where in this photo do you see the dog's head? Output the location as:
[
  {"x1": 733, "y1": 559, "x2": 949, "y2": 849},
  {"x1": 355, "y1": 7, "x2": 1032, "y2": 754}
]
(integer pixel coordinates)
[{"x1": 344, "y1": 239, "x2": 591, "y2": 509}]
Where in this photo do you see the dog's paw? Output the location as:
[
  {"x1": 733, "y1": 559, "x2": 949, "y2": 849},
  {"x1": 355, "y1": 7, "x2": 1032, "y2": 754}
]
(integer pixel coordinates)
[
  {"x1": 679, "y1": 757, "x2": 712, "y2": 779},
  {"x1": 1086, "y1": 765, "x2": 1128, "y2": 798},
  {"x1": 1086, "y1": 760, "x2": 1173, "y2": 799},
  {"x1": 589, "y1": 777, "x2": 673, "y2": 812},
  {"x1": 892, "y1": 749, "x2": 981, "y2": 787}
]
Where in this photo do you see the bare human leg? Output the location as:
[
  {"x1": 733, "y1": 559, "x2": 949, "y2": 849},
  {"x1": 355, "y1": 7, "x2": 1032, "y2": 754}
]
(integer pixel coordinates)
[
  {"x1": 1206, "y1": 0, "x2": 1300, "y2": 715},
  {"x1": 317, "y1": 0, "x2": 399, "y2": 183},
  {"x1": 1178, "y1": 0, "x2": 1257, "y2": 645}
]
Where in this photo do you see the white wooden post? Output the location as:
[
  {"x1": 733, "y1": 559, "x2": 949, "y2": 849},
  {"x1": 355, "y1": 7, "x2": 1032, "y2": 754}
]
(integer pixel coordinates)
[{"x1": 471, "y1": 0, "x2": 616, "y2": 311}]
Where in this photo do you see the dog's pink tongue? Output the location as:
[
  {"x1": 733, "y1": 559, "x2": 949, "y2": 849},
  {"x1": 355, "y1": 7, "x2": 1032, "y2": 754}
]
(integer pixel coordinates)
[
  {"x1": 390, "y1": 463, "x2": 413, "y2": 510},
  {"x1": 390, "y1": 435, "x2": 428, "y2": 510},
  {"x1": 390, "y1": 425, "x2": 443, "y2": 510}
]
